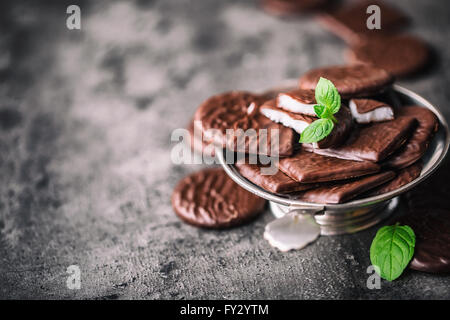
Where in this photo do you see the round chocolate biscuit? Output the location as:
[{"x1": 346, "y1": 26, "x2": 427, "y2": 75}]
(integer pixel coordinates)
[
  {"x1": 400, "y1": 161, "x2": 450, "y2": 273},
  {"x1": 298, "y1": 64, "x2": 394, "y2": 98},
  {"x1": 172, "y1": 168, "x2": 267, "y2": 228},
  {"x1": 399, "y1": 208, "x2": 450, "y2": 273},
  {"x1": 194, "y1": 91, "x2": 296, "y2": 157},
  {"x1": 347, "y1": 34, "x2": 429, "y2": 77},
  {"x1": 194, "y1": 91, "x2": 265, "y2": 138}
]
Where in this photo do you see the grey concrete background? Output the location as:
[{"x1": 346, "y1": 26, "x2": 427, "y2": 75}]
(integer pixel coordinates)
[{"x1": 0, "y1": 0, "x2": 449, "y2": 299}]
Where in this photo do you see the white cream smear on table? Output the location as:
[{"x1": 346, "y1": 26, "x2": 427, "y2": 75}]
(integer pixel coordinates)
[{"x1": 264, "y1": 214, "x2": 320, "y2": 251}]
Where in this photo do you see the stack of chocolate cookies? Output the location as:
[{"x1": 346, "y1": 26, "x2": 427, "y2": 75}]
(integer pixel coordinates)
[
  {"x1": 173, "y1": 64, "x2": 439, "y2": 229},
  {"x1": 236, "y1": 64, "x2": 437, "y2": 204},
  {"x1": 171, "y1": 1, "x2": 446, "y2": 273}
]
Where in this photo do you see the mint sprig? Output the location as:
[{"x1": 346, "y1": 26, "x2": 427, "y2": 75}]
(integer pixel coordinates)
[
  {"x1": 298, "y1": 118, "x2": 334, "y2": 144},
  {"x1": 299, "y1": 77, "x2": 341, "y2": 143},
  {"x1": 370, "y1": 223, "x2": 416, "y2": 281}
]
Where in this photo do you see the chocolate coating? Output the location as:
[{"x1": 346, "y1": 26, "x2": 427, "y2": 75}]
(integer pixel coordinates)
[
  {"x1": 399, "y1": 160, "x2": 450, "y2": 273},
  {"x1": 236, "y1": 162, "x2": 316, "y2": 194},
  {"x1": 351, "y1": 98, "x2": 389, "y2": 114},
  {"x1": 317, "y1": 0, "x2": 408, "y2": 44},
  {"x1": 318, "y1": 105, "x2": 353, "y2": 149},
  {"x1": 298, "y1": 171, "x2": 395, "y2": 204},
  {"x1": 309, "y1": 116, "x2": 417, "y2": 162},
  {"x1": 385, "y1": 106, "x2": 438, "y2": 169},
  {"x1": 278, "y1": 149, "x2": 380, "y2": 183},
  {"x1": 172, "y1": 168, "x2": 266, "y2": 228},
  {"x1": 228, "y1": 112, "x2": 297, "y2": 157},
  {"x1": 279, "y1": 89, "x2": 316, "y2": 105},
  {"x1": 401, "y1": 208, "x2": 450, "y2": 273},
  {"x1": 194, "y1": 91, "x2": 295, "y2": 157},
  {"x1": 347, "y1": 34, "x2": 430, "y2": 77},
  {"x1": 298, "y1": 65, "x2": 394, "y2": 98},
  {"x1": 369, "y1": 162, "x2": 422, "y2": 196}
]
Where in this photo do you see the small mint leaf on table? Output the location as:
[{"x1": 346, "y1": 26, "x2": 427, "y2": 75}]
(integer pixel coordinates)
[
  {"x1": 299, "y1": 118, "x2": 334, "y2": 143},
  {"x1": 370, "y1": 223, "x2": 416, "y2": 281}
]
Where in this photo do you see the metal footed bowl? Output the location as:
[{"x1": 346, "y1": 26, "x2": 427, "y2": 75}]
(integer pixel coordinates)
[{"x1": 218, "y1": 84, "x2": 450, "y2": 235}]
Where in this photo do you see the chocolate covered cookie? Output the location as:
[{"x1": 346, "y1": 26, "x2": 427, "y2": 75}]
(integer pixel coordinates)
[
  {"x1": 398, "y1": 160, "x2": 450, "y2": 273},
  {"x1": 385, "y1": 106, "x2": 438, "y2": 169},
  {"x1": 298, "y1": 65, "x2": 394, "y2": 98},
  {"x1": 194, "y1": 91, "x2": 296, "y2": 157},
  {"x1": 260, "y1": 99, "x2": 353, "y2": 149},
  {"x1": 278, "y1": 149, "x2": 380, "y2": 183},
  {"x1": 297, "y1": 171, "x2": 395, "y2": 204},
  {"x1": 317, "y1": 0, "x2": 408, "y2": 44},
  {"x1": 349, "y1": 98, "x2": 394, "y2": 124},
  {"x1": 260, "y1": 98, "x2": 315, "y2": 131},
  {"x1": 369, "y1": 162, "x2": 422, "y2": 196},
  {"x1": 236, "y1": 162, "x2": 316, "y2": 194},
  {"x1": 308, "y1": 116, "x2": 417, "y2": 162},
  {"x1": 172, "y1": 168, "x2": 266, "y2": 228},
  {"x1": 400, "y1": 208, "x2": 450, "y2": 273},
  {"x1": 347, "y1": 34, "x2": 430, "y2": 77},
  {"x1": 277, "y1": 89, "x2": 317, "y2": 116}
]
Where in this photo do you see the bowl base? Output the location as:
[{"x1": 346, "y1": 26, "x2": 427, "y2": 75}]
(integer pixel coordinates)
[{"x1": 269, "y1": 197, "x2": 399, "y2": 236}]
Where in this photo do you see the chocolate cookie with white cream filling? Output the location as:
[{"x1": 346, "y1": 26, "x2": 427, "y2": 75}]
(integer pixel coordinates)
[
  {"x1": 194, "y1": 91, "x2": 296, "y2": 157},
  {"x1": 349, "y1": 98, "x2": 394, "y2": 124},
  {"x1": 276, "y1": 89, "x2": 317, "y2": 116},
  {"x1": 260, "y1": 99, "x2": 353, "y2": 149}
]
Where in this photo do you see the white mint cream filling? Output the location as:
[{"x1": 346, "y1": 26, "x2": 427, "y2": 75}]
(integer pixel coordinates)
[
  {"x1": 349, "y1": 99, "x2": 394, "y2": 124},
  {"x1": 260, "y1": 107, "x2": 310, "y2": 134},
  {"x1": 277, "y1": 94, "x2": 316, "y2": 116}
]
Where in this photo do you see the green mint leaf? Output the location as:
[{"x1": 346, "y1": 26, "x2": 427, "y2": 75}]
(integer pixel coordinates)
[
  {"x1": 315, "y1": 77, "x2": 341, "y2": 115},
  {"x1": 370, "y1": 223, "x2": 415, "y2": 281},
  {"x1": 299, "y1": 118, "x2": 334, "y2": 143},
  {"x1": 300, "y1": 78, "x2": 341, "y2": 144},
  {"x1": 314, "y1": 105, "x2": 338, "y2": 123},
  {"x1": 313, "y1": 105, "x2": 327, "y2": 118}
]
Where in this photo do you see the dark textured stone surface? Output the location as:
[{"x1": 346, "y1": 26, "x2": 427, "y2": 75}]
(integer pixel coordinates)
[{"x1": 0, "y1": 0, "x2": 450, "y2": 299}]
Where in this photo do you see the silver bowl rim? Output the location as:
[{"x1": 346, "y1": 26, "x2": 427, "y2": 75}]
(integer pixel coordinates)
[{"x1": 218, "y1": 84, "x2": 450, "y2": 211}]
